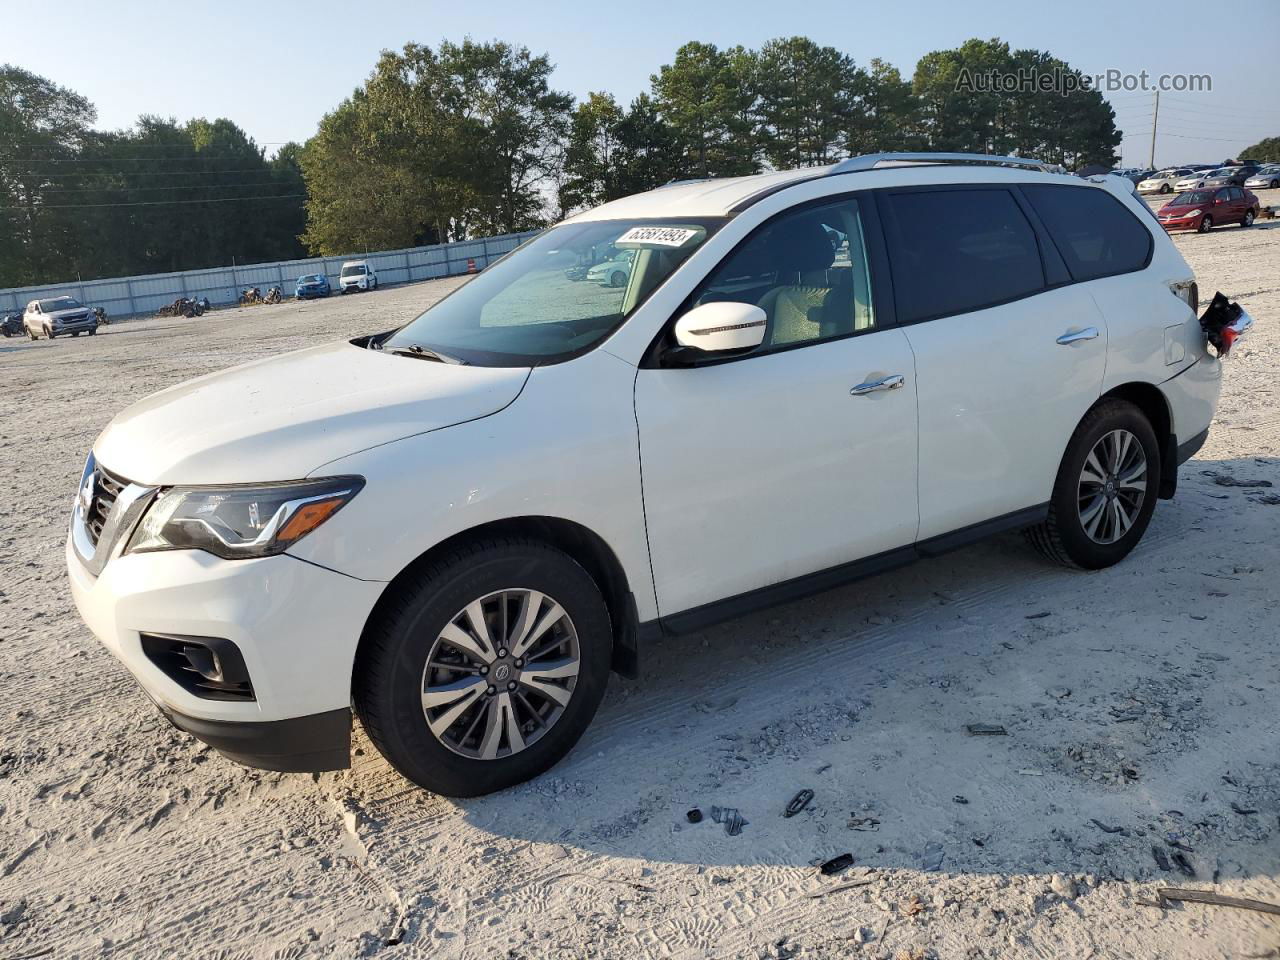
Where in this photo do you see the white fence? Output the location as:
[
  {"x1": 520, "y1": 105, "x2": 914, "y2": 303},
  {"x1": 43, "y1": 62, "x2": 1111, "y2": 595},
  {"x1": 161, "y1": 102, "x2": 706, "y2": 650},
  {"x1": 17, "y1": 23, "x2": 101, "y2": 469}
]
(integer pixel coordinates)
[{"x1": 0, "y1": 231, "x2": 540, "y2": 318}]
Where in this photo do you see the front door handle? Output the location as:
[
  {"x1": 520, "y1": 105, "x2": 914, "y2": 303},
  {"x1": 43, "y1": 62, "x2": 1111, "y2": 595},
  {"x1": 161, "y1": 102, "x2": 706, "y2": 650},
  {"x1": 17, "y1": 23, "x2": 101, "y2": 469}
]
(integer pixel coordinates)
[
  {"x1": 1056, "y1": 327, "x2": 1100, "y2": 346},
  {"x1": 850, "y1": 374, "x2": 905, "y2": 396}
]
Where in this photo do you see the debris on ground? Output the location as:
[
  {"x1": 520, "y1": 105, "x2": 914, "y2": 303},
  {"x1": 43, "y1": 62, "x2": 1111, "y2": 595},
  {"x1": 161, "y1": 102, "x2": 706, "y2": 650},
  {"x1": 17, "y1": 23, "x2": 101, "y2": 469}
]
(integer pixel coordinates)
[
  {"x1": 1230, "y1": 802, "x2": 1258, "y2": 815},
  {"x1": 819, "y1": 852, "x2": 855, "y2": 875},
  {"x1": 964, "y1": 723, "x2": 1008, "y2": 736},
  {"x1": 1157, "y1": 889, "x2": 1280, "y2": 917},
  {"x1": 952, "y1": 795, "x2": 969, "y2": 804},
  {"x1": 1026, "y1": 611, "x2": 1052, "y2": 619},
  {"x1": 710, "y1": 805, "x2": 747, "y2": 836},
  {"x1": 1152, "y1": 846, "x2": 1172, "y2": 872},
  {"x1": 1202, "y1": 470, "x2": 1274, "y2": 488},
  {"x1": 848, "y1": 815, "x2": 881, "y2": 831},
  {"x1": 686, "y1": 808, "x2": 703, "y2": 824},
  {"x1": 784, "y1": 789, "x2": 814, "y2": 818},
  {"x1": 1091, "y1": 819, "x2": 1126, "y2": 834}
]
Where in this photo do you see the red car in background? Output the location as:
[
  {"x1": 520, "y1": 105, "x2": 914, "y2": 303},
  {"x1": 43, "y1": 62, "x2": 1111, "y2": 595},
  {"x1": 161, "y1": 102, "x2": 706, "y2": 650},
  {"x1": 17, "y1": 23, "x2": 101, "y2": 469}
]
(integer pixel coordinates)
[{"x1": 1157, "y1": 186, "x2": 1260, "y2": 233}]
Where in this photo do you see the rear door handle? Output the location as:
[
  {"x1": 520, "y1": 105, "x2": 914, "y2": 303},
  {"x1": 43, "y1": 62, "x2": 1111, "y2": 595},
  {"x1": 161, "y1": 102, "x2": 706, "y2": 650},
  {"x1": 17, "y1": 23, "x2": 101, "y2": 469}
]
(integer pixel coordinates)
[
  {"x1": 1056, "y1": 327, "x2": 1100, "y2": 346},
  {"x1": 850, "y1": 374, "x2": 905, "y2": 396}
]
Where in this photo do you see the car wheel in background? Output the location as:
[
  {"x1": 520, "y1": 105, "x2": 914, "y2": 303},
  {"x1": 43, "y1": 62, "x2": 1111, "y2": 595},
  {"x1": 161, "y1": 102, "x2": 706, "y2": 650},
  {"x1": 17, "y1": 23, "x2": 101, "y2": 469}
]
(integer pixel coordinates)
[
  {"x1": 355, "y1": 539, "x2": 613, "y2": 797},
  {"x1": 610, "y1": 271, "x2": 626, "y2": 288},
  {"x1": 1242, "y1": 209, "x2": 1255, "y2": 227},
  {"x1": 1197, "y1": 215, "x2": 1213, "y2": 233},
  {"x1": 27, "y1": 328, "x2": 37, "y2": 340},
  {"x1": 72, "y1": 332, "x2": 80, "y2": 337},
  {"x1": 1160, "y1": 184, "x2": 1171, "y2": 193},
  {"x1": 88, "y1": 328, "x2": 97, "y2": 336},
  {"x1": 1026, "y1": 399, "x2": 1160, "y2": 570}
]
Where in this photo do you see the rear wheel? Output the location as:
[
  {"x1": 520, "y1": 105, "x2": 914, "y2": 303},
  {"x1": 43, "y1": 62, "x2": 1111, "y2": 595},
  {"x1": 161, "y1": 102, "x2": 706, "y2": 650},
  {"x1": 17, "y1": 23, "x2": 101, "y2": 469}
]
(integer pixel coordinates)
[
  {"x1": 355, "y1": 539, "x2": 612, "y2": 796},
  {"x1": 1197, "y1": 215, "x2": 1213, "y2": 233},
  {"x1": 1026, "y1": 399, "x2": 1160, "y2": 570}
]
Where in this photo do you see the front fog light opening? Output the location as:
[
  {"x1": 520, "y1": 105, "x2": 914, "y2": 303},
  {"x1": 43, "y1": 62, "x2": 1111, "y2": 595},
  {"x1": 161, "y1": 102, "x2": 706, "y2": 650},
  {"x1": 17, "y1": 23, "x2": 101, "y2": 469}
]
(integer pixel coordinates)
[{"x1": 140, "y1": 633, "x2": 255, "y2": 701}]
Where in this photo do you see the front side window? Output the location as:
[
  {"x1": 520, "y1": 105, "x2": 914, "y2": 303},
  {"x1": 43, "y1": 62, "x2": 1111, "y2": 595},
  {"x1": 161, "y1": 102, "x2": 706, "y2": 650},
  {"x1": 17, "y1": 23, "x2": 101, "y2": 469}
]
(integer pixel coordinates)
[
  {"x1": 386, "y1": 218, "x2": 722, "y2": 365},
  {"x1": 685, "y1": 197, "x2": 875, "y2": 351},
  {"x1": 881, "y1": 188, "x2": 1045, "y2": 323},
  {"x1": 1022, "y1": 184, "x2": 1153, "y2": 282}
]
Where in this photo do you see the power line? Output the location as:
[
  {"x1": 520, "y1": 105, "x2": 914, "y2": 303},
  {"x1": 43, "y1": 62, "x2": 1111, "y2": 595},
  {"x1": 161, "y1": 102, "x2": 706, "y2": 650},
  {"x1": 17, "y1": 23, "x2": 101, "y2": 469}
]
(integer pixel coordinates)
[
  {"x1": 29, "y1": 180, "x2": 293, "y2": 194},
  {"x1": 0, "y1": 193, "x2": 306, "y2": 211},
  {"x1": 0, "y1": 155, "x2": 282, "y2": 164},
  {"x1": 0, "y1": 167, "x2": 293, "y2": 180}
]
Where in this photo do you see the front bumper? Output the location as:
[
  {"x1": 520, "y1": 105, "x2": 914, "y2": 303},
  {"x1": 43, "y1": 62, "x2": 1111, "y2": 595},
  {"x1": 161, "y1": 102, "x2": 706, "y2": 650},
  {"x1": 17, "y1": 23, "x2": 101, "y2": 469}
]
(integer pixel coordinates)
[
  {"x1": 67, "y1": 535, "x2": 385, "y2": 767},
  {"x1": 158, "y1": 703, "x2": 352, "y2": 771},
  {"x1": 52, "y1": 319, "x2": 97, "y2": 333}
]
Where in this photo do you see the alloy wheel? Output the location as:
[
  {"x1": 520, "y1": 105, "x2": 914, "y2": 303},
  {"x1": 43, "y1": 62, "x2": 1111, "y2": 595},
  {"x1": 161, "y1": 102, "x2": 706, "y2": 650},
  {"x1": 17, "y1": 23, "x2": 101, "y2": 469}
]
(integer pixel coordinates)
[
  {"x1": 1077, "y1": 429, "x2": 1147, "y2": 545},
  {"x1": 421, "y1": 589, "x2": 580, "y2": 760}
]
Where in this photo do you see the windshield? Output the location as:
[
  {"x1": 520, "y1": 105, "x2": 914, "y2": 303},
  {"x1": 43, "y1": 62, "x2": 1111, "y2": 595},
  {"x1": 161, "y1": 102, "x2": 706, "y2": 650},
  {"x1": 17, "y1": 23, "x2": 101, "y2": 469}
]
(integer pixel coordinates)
[
  {"x1": 38, "y1": 297, "x2": 82, "y2": 311},
  {"x1": 1173, "y1": 191, "x2": 1211, "y2": 205},
  {"x1": 384, "y1": 218, "x2": 723, "y2": 365},
  {"x1": 341, "y1": 265, "x2": 367, "y2": 277},
  {"x1": 300, "y1": 274, "x2": 324, "y2": 283}
]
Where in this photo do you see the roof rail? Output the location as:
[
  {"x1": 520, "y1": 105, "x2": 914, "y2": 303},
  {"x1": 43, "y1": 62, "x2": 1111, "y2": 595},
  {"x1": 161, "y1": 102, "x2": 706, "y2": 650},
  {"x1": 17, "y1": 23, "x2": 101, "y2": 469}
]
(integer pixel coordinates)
[{"x1": 829, "y1": 152, "x2": 1051, "y2": 175}]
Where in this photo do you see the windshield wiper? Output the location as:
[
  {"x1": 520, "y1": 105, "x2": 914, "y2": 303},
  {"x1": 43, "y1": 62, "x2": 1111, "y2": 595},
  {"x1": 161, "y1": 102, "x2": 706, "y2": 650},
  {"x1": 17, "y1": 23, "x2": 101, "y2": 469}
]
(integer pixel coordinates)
[{"x1": 388, "y1": 344, "x2": 468, "y2": 365}]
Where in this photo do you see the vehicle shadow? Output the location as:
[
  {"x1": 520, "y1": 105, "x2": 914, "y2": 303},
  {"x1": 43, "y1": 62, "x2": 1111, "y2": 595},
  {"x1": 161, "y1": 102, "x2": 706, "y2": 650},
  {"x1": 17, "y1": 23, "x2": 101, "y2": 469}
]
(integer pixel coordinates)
[{"x1": 346, "y1": 454, "x2": 1280, "y2": 885}]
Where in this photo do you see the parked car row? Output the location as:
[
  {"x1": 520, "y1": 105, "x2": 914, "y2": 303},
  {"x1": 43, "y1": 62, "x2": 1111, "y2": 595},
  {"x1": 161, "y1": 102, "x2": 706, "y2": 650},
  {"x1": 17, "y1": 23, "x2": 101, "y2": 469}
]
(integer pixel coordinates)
[{"x1": 1137, "y1": 162, "x2": 1279, "y2": 194}]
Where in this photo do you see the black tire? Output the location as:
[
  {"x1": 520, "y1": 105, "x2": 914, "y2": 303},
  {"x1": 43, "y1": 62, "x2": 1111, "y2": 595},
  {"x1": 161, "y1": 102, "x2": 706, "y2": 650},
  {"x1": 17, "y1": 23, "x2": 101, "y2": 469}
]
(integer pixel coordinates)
[
  {"x1": 1026, "y1": 399, "x2": 1160, "y2": 570},
  {"x1": 355, "y1": 538, "x2": 613, "y2": 796},
  {"x1": 1271, "y1": 179, "x2": 1279, "y2": 190},
  {"x1": 610, "y1": 271, "x2": 626, "y2": 288},
  {"x1": 1197, "y1": 215, "x2": 1213, "y2": 233},
  {"x1": 1160, "y1": 184, "x2": 1171, "y2": 193},
  {"x1": 44, "y1": 326, "x2": 54, "y2": 339},
  {"x1": 28, "y1": 328, "x2": 37, "y2": 341},
  {"x1": 71, "y1": 332, "x2": 80, "y2": 337},
  {"x1": 1242, "y1": 209, "x2": 1255, "y2": 227},
  {"x1": 88, "y1": 328, "x2": 96, "y2": 336}
]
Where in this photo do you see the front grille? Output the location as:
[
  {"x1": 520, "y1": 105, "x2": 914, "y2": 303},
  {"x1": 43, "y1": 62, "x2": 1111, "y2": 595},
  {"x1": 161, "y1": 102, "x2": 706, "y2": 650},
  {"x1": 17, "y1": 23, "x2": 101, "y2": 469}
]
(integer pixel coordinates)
[
  {"x1": 140, "y1": 634, "x2": 256, "y2": 701},
  {"x1": 85, "y1": 466, "x2": 127, "y2": 547}
]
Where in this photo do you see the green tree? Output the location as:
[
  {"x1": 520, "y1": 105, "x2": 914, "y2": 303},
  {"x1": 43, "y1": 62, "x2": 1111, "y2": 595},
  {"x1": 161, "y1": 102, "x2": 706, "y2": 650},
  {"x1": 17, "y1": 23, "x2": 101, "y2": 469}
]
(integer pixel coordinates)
[
  {"x1": 753, "y1": 37, "x2": 857, "y2": 168},
  {"x1": 0, "y1": 65, "x2": 95, "y2": 285},
  {"x1": 651, "y1": 41, "x2": 758, "y2": 177},
  {"x1": 845, "y1": 58, "x2": 925, "y2": 155},
  {"x1": 1241, "y1": 136, "x2": 1280, "y2": 163}
]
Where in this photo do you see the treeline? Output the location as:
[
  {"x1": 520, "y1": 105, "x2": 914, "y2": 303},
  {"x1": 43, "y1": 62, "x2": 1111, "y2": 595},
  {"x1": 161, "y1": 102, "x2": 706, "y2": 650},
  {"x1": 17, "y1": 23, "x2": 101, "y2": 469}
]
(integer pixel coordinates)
[
  {"x1": 0, "y1": 66, "x2": 306, "y2": 288},
  {"x1": 2, "y1": 36, "x2": 1123, "y2": 285}
]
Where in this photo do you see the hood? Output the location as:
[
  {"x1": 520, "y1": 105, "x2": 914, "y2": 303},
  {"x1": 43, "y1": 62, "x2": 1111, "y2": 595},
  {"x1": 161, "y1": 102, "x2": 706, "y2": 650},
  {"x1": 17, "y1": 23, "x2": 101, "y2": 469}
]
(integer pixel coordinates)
[
  {"x1": 47, "y1": 307, "x2": 91, "y2": 319},
  {"x1": 1160, "y1": 202, "x2": 1206, "y2": 213},
  {"x1": 94, "y1": 340, "x2": 530, "y2": 485}
]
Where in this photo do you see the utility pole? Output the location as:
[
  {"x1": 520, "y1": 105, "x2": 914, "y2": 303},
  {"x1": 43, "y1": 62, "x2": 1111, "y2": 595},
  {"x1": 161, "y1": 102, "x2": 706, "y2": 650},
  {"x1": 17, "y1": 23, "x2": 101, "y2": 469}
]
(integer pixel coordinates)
[{"x1": 1149, "y1": 90, "x2": 1160, "y2": 168}]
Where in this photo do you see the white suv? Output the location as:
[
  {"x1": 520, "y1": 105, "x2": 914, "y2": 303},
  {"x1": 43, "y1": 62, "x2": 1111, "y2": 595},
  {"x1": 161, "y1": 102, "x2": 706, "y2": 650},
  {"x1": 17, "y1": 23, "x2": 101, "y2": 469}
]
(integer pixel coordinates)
[
  {"x1": 68, "y1": 154, "x2": 1232, "y2": 796},
  {"x1": 339, "y1": 260, "x2": 377, "y2": 292}
]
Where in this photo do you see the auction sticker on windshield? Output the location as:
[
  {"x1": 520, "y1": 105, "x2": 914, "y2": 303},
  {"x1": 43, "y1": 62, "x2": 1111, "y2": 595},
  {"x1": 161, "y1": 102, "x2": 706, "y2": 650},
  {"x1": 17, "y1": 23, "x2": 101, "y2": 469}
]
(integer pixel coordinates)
[{"x1": 615, "y1": 226, "x2": 701, "y2": 247}]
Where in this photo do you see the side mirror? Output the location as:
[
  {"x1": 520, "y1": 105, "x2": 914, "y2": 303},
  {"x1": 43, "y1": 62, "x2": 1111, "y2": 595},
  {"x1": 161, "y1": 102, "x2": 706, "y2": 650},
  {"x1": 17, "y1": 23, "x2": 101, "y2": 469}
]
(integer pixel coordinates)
[{"x1": 668, "y1": 301, "x2": 767, "y2": 363}]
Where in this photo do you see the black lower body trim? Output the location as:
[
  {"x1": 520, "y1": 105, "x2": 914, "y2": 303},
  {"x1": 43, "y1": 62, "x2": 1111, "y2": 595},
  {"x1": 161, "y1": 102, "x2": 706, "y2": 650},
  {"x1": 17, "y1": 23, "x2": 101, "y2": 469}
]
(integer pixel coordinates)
[
  {"x1": 1176, "y1": 427, "x2": 1209, "y2": 465},
  {"x1": 157, "y1": 704, "x2": 351, "y2": 772},
  {"x1": 657, "y1": 503, "x2": 1048, "y2": 638}
]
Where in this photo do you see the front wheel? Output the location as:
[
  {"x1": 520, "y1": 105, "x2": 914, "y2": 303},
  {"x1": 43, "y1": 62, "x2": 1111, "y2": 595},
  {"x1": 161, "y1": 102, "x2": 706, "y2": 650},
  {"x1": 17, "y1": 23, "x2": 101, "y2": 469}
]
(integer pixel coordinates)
[
  {"x1": 1197, "y1": 215, "x2": 1213, "y2": 233},
  {"x1": 1027, "y1": 399, "x2": 1160, "y2": 569},
  {"x1": 1160, "y1": 184, "x2": 1171, "y2": 193},
  {"x1": 44, "y1": 326, "x2": 54, "y2": 339},
  {"x1": 355, "y1": 540, "x2": 613, "y2": 796},
  {"x1": 1242, "y1": 209, "x2": 1255, "y2": 227}
]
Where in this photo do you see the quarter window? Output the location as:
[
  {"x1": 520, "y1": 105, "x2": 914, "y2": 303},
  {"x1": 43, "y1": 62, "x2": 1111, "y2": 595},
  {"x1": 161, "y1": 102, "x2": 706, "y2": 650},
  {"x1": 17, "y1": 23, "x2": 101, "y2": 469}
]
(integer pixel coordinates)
[
  {"x1": 688, "y1": 197, "x2": 875, "y2": 350},
  {"x1": 1022, "y1": 184, "x2": 1153, "y2": 283},
  {"x1": 881, "y1": 188, "x2": 1045, "y2": 323}
]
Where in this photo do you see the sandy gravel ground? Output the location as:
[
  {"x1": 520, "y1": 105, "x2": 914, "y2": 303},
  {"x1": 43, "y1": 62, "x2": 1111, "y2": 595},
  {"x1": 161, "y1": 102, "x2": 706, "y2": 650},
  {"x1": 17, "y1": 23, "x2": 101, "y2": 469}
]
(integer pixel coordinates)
[{"x1": 1, "y1": 194, "x2": 1279, "y2": 960}]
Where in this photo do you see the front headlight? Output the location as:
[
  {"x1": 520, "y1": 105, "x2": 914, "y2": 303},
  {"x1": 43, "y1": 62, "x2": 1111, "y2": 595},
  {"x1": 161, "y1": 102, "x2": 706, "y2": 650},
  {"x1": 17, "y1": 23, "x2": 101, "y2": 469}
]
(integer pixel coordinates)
[{"x1": 126, "y1": 476, "x2": 364, "y2": 560}]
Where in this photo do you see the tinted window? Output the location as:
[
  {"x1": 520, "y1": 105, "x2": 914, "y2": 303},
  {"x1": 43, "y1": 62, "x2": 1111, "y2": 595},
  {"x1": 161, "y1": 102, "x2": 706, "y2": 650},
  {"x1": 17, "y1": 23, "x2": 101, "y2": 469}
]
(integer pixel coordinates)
[
  {"x1": 881, "y1": 188, "x2": 1044, "y2": 324},
  {"x1": 688, "y1": 196, "x2": 875, "y2": 350},
  {"x1": 1023, "y1": 185, "x2": 1152, "y2": 283}
]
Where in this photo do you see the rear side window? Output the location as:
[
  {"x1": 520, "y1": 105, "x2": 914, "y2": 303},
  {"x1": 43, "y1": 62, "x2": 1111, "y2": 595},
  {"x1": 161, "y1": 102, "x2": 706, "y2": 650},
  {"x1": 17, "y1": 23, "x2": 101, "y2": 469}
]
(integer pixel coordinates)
[
  {"x1": 881, "y1": 188, "x2": 1045, "y2": 324},
  {"x1": 1022, "y1": 185, "x2": 1153, "y2": 282}
]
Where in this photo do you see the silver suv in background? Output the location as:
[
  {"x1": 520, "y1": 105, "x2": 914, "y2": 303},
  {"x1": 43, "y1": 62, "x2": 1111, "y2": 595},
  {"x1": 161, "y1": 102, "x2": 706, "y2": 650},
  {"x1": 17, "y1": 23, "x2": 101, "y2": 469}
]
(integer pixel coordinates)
[{"x1": 24, "y1": 296, "x2": 99, "y2": 339}]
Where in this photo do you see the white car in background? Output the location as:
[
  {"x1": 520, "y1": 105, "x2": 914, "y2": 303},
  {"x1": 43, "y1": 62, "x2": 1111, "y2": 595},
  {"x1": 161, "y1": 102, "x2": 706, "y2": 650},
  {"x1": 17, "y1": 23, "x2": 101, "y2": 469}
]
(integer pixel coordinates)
[
  {"x1": 67, "y1": 153, "x2": 1230, "y2": 797},
  {"x1": 1174, "y1": 170, "x2": 1217, "y2": 191},
  {"x1": 585, "y1": 250, "x2": 634, "y2": 287},
  {"x1": 1138, "y1": 168, "x2": 1193, "y2": 194},
  {"x1": 339, "y1": 260, "x2": 377, "y2": 293}
]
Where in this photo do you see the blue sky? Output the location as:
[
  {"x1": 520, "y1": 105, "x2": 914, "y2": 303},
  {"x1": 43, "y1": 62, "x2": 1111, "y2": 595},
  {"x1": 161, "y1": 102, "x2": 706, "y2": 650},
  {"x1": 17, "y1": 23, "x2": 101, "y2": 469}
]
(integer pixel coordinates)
[{"x1": 3, "y1": 0, "x2": 1277, "y2": 168}]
